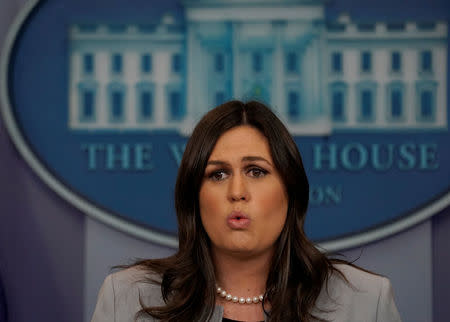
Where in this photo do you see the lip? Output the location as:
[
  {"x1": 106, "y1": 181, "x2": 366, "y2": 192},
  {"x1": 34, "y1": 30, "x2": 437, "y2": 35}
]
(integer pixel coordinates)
[{"x1": 226, "y1": 211, "x2": 251, "y2": 229}]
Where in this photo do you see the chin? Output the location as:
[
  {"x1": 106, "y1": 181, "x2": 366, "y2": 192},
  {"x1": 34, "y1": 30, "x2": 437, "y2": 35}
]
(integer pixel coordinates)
[
  {"x1": 225, "y1": 242, "x2": 262, "y2": 256},
  {"x1": 214, "y1": 240, "x2": 255, "y2": 254}
]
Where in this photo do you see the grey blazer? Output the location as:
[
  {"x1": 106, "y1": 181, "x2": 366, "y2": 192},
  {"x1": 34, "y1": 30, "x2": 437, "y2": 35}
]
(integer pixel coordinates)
[{"x1": 91, "y1": 264, "x2": 402, "y2": 322}]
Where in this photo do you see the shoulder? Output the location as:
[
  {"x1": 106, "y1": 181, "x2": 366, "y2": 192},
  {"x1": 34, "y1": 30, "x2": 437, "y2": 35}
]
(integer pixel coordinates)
[
  {"x1": 91, "y1": 266, "x2": 164, "y2": 322},
  {"x1": 109, "y1": 265, "x2": 162, "y2": 295},
  {"x1": 331, "y1": 263, "x2": 387, "y2": 293},
  {"x1": 313, "y1": 264, "x2": 402, "y2": 322}
]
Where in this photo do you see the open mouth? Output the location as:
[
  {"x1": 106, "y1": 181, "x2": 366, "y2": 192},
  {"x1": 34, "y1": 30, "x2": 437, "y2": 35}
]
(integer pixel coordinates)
[{"x1": 227, "y1": 211, "x2": 251, "y2": 229}]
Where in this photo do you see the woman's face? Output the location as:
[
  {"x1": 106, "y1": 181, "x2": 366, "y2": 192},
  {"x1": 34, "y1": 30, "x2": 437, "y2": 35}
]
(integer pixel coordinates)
[{"x1": 199, "y1": 125, "x2": 288, "y2": 257}]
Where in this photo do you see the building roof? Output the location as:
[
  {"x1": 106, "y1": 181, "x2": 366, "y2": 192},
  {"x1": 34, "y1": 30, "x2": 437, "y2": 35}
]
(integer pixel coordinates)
[{"x1": 182, "y1": 0, "x2": 327, "y2": 8}]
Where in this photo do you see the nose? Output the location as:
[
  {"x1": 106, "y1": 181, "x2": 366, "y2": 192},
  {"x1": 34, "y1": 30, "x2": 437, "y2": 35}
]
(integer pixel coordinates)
[{"x1": 228, "y1": 173, "x2": 250, "y2": 202}]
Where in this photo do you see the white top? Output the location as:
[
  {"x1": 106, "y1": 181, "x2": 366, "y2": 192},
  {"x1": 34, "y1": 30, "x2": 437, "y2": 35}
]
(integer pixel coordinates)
[{"x1": 91, "y1": 263, "x2": 402, "y2": 321}]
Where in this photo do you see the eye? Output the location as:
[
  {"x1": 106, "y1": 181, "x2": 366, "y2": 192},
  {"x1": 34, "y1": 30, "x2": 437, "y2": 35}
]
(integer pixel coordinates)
[
  {"x1": 208, "y1": 170, "x2": 229, "y2": 181},
  {"x1": 247, "y1": 167, "x2": 268, "y2": 178}
]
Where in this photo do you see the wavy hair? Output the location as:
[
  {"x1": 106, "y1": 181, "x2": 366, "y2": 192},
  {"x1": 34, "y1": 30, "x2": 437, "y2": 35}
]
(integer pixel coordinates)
[{"x1": 129, "y1": 100, "x2": 346, "y2": 321}]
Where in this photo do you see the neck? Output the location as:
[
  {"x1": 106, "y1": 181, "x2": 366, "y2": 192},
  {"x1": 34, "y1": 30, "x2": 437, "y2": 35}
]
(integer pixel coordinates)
[{"x1": 212, "y1": 246, "x2": 273, "y2": 296}]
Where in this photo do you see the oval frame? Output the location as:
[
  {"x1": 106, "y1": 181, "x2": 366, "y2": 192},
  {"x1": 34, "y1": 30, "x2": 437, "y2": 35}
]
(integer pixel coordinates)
[{"x1": 1, "y1": 0, "x2": 449, "y2": 251}]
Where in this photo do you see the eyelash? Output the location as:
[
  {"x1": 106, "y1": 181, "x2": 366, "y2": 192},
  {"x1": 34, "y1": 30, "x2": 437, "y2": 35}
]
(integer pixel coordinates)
[{"x1": 207, "y1": 166, "x2": 268, "y2": 181}]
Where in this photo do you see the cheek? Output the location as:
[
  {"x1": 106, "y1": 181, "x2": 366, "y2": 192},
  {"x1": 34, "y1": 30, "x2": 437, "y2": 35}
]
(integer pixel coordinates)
[
  {"x1": 199, "y1": 185, "x2": 222, "y2": 227},
  {"x1": 261, "y1": 183, "x2": 288, "y2": 213},
  {"x1": 256, "y1": 183, "x2": 288, "y2": 228},
  {"x1": 199, "y1": 185, "x2": 216, "y2": 212}
]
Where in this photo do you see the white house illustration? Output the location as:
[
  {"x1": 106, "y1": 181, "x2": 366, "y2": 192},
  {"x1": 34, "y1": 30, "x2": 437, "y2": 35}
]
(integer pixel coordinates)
[{"x1": 68, "y1": 0, "x2": 448, "y2": 135}]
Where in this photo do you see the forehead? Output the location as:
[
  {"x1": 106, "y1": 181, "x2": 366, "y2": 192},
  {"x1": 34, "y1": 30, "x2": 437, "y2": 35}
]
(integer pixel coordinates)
[{"x1": 208, "y1": 126, "x2": 272, "y2": 160}]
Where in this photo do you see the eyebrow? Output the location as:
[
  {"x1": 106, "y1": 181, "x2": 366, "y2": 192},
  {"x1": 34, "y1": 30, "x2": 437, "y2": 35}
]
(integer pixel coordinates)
[{"x1": 206, "y1": 156, "x2": 273, "y2": 166}]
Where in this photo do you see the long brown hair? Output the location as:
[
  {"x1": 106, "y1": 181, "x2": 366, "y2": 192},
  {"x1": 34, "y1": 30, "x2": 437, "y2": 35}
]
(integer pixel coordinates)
[{"x1": 129, "y1": 100, "x2": 345, "y2": 321}]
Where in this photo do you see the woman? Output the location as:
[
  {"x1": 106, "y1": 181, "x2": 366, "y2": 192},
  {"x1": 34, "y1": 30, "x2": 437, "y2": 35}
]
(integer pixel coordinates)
[{"x1": 91, "y1": 100, "x2": 402, "y2": 322}]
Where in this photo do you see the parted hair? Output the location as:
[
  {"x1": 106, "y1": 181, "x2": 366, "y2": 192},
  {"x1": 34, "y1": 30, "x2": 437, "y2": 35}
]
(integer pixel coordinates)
[{"x1": 127, "y1": 100, "x2": 347, "y2": 321}]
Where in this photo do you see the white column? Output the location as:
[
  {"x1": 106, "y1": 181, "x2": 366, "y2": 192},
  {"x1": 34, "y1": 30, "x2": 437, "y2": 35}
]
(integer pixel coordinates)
[
  {"x1": 435, "y1": 46, "x2": 447, "y2": 128},
  {"x1": 347, "y1": 81, "x2": 357, "y2": 126},
  {"x1": 318, "y1": 26, "x2": 328, "y2": 119},
  {"x1": 186, "y1": 23, "x2": 196, "y2": 119},
  {"x1": 311, "y1": 37, "x2": 320, "y2": 118},
  {"x1": 97, "y1": 51, "x2": 108, "y2": 127},
  {"x1": 125, "y1": 52, "x2": 138, "y2": 127},
  {"x1": 272, "y1": 22, "x2": 284, "y2": 117},
  {"x1": 154, "y1": 52, "x2": 167, "y2": 127},
  {"x1": 375, "y1": 50, "x2": 386, "y2": 127},
  {"x1": 69, "y1": 52, "x2": 80, "y2": 128},
  {"x1": 304, "y1": 41, "x2": 314, "y2": 118},
  {"x1": 404, "y1": 49, "x2": 416, "y2": 126},
  {"x1": 232, "y1": 22, "x2": 241, "y2": 99}
]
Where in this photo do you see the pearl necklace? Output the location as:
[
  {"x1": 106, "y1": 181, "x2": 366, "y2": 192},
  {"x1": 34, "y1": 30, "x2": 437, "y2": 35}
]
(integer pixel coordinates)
[{"x1": 216, "y1": 285, "x2": 265, "y2": 304}]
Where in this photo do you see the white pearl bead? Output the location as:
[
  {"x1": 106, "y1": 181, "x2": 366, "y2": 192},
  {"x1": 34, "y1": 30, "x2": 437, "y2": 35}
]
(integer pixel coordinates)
[{"x1": 215, "y1": 285, "x2": 265, "y2": 305}]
